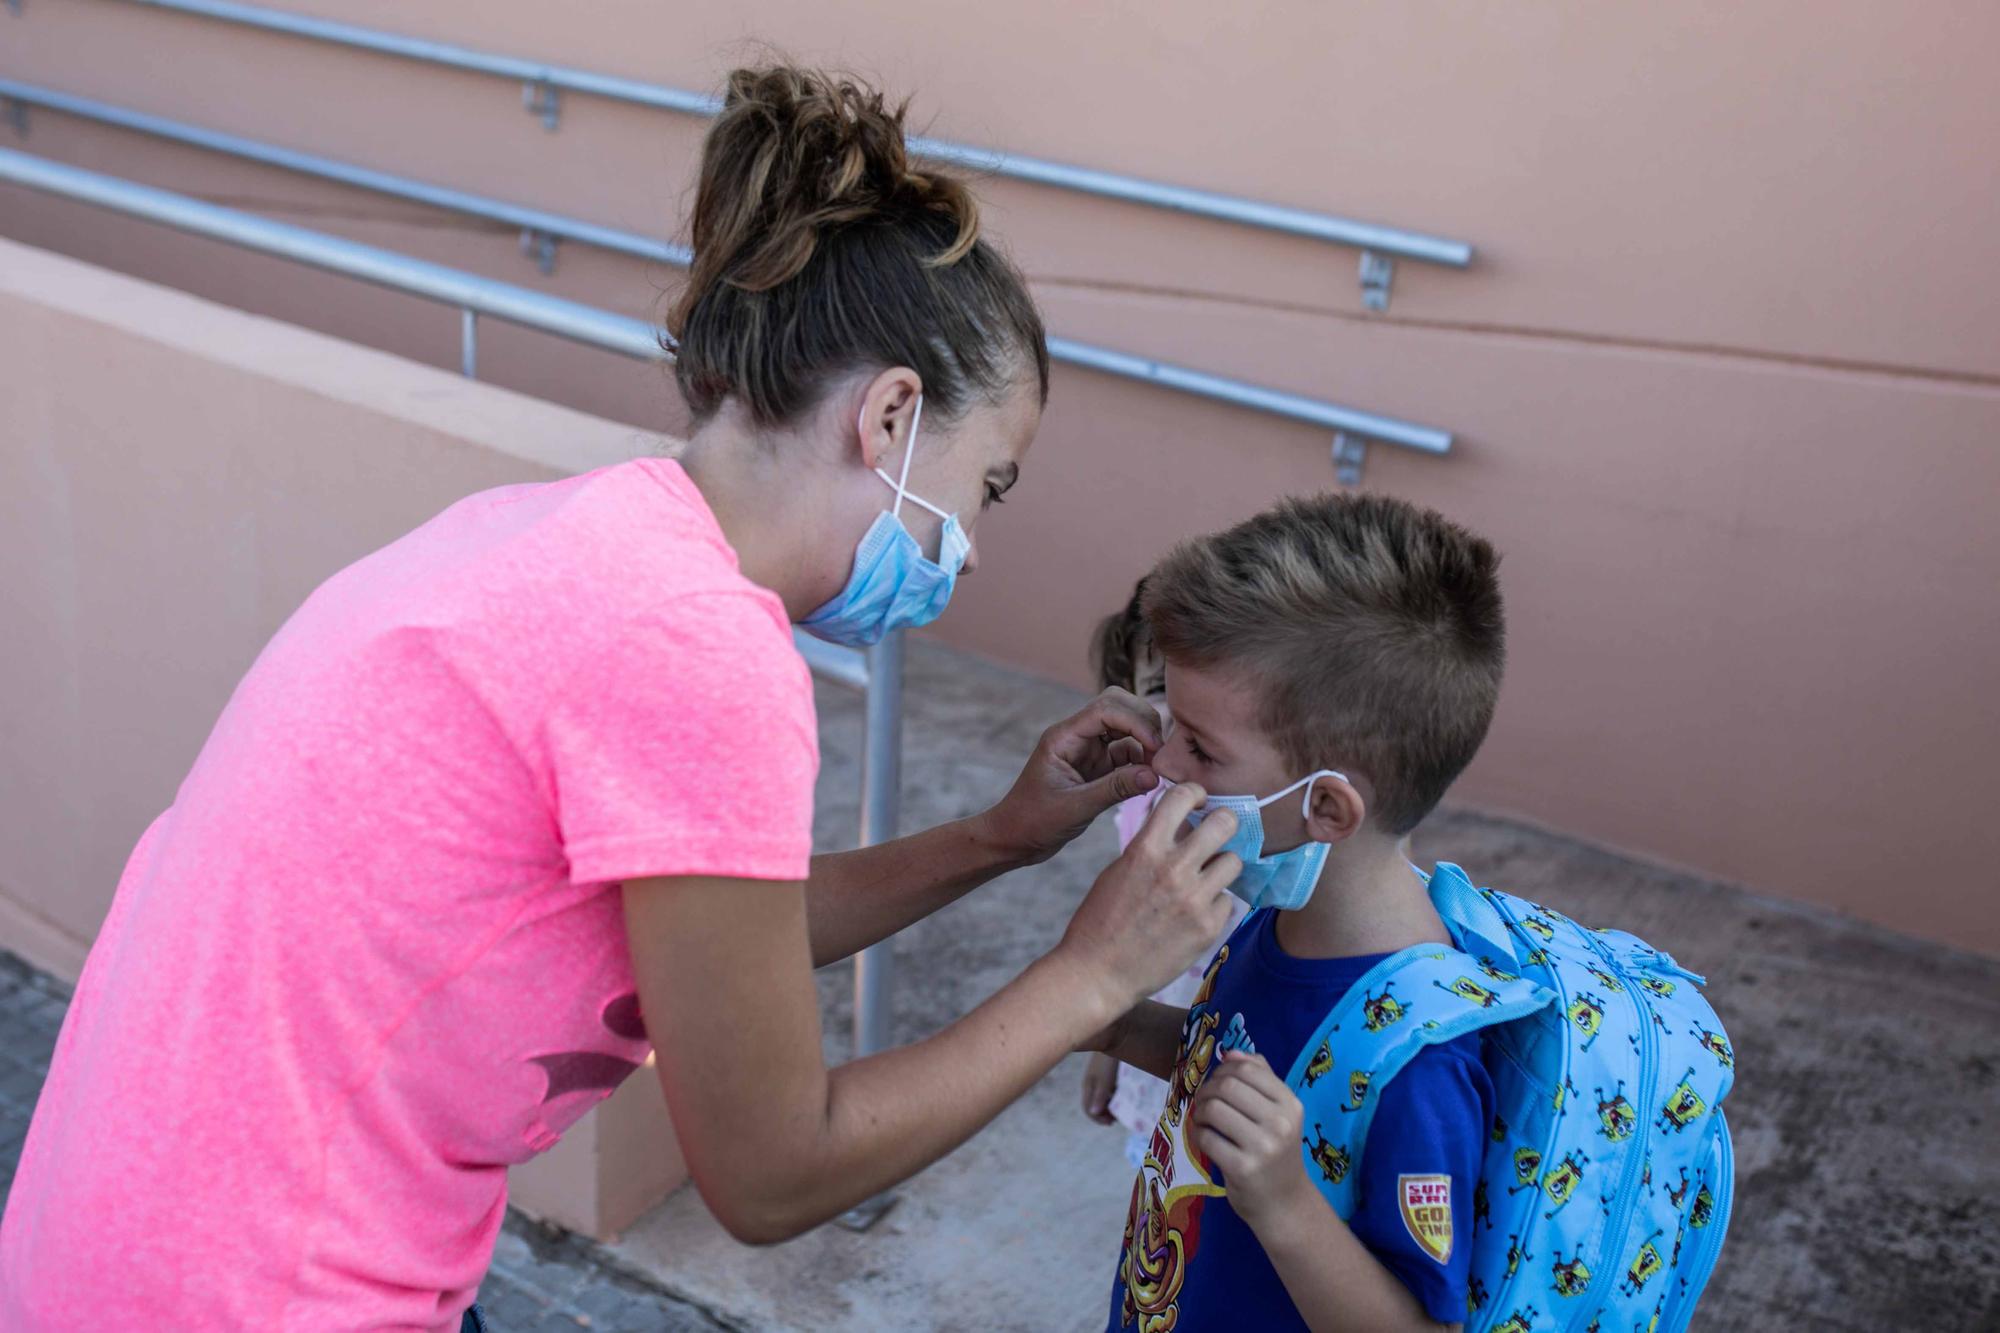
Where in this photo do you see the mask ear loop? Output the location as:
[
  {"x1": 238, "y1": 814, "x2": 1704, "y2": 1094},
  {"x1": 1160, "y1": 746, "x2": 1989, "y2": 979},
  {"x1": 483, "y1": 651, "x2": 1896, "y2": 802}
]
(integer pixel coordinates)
[
  {"x1": 891, "y1": 395, "x2": 923, "y2": 517},
  {"x1": 861, "y1": 394, "x2": 927, "y2": 519},
  {"x1": 1297, "y1": 770, "x2": 1349, "y2": 820},
  {"x1": 1249, "y1": 769, "x2": 1351, "y2": 817}
]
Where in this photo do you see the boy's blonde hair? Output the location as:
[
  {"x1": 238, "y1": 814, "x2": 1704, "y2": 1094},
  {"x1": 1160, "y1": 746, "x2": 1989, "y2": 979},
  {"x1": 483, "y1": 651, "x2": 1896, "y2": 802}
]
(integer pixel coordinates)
[{"x1": 1143, "y1": 493, "x2": 1505, "y2": 835}]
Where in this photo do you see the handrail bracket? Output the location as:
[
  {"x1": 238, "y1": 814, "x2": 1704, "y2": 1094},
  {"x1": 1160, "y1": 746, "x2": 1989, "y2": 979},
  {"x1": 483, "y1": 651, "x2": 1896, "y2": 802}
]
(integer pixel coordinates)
[
  {"x1": 1333, "y1": 431, "x2": 1368, "y2": 487},
  {"x1": 518, "y1": 227, "x2": 559, "y2": 275},
  {"x1": 521, "y1": 77, "x2": 559, "y2": 132},
  {"x1": 1359, "y1": 249, "x2": 1395, "y2": 311}
]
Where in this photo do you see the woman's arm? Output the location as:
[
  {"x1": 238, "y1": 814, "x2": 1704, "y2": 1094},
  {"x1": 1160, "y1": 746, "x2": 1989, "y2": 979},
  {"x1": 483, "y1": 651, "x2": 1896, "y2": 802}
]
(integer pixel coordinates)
[
  {"x1": 624, "y1": 783, "x2": 1240, "y2": 1243},
  {"x1": 803, "y1": 689, "x2": 1163, "y2": 968},
  {"x1": 802, "y1": 815, "x2": 1030, "y2": 969}
]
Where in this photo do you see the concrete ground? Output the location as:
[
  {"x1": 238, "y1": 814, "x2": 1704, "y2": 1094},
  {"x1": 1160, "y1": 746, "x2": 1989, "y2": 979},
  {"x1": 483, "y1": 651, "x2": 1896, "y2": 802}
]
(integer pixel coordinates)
[{"x1": 1, "y1": 638, "x2": 1995, "y2": 1330}]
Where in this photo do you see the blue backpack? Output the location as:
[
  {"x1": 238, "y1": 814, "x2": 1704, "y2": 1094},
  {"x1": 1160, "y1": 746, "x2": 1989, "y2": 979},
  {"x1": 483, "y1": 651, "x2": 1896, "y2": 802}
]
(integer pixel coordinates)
[{"x1": 1284, "y1": 863, "x2": 1735, "y2": 1333}]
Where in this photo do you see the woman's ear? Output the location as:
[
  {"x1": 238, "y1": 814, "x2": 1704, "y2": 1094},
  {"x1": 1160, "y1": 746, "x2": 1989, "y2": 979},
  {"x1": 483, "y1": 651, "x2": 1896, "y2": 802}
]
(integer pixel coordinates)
[
  {"x1": 1304, "y1": 773, "x2": 1366, "y2": 845},
  {"x1": 855, "y1": 367, "x2": 923, "y2": 470}
]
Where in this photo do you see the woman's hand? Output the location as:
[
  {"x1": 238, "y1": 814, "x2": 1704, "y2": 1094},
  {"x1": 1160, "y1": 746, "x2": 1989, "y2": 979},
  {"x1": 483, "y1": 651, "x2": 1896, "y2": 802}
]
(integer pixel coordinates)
[
  {"x1": 973, "y1": 688, "x2": 1164, "y2": 866},
  {"x1": 1082, "y1": 1052, "x2": 1120, "y2": 1125},
  {"x1": 1191, "y1": 1051, "x2": 1311, "y2": 1232},
  {"x1": 1056, "y1": 782, "x2": 1239, "y2": 1017}
]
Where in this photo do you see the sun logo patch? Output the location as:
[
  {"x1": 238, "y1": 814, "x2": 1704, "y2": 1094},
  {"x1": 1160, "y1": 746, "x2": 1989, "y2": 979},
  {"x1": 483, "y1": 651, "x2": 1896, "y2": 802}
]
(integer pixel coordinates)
[{"x1": 1398, "y1": 1173, "x2": 1454, "y2": 1263}]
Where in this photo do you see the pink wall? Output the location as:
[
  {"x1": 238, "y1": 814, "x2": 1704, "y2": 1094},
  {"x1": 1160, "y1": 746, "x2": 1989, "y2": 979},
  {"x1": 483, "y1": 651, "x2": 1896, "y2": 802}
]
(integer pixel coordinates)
[{"x1": 4, "y1": 0, "x2": 1998, "y2": 954}]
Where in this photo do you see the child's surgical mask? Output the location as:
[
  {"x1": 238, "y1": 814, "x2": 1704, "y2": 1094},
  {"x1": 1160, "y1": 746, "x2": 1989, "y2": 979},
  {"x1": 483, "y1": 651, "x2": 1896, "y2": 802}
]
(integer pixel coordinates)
[{"x1": 1155, "y1": 770, "x2": 1347, "y2": 912}]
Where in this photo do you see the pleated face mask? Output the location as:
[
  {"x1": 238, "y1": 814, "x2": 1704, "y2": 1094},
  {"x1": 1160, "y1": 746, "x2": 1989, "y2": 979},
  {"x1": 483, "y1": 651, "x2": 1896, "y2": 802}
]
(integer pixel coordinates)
[
  {"x1": 1155, "y1": 769, "x2": 1348, "y2": 912},
  {"x1": 799, "y1": 395, "x2": 970, "y2": 648}
]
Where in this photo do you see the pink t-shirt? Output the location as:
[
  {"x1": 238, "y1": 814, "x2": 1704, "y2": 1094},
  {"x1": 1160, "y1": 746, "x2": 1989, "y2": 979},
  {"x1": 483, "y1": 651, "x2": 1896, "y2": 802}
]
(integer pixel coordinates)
[{"x1": 0, "y1": 459, "x2": 818, "y2": 1330}]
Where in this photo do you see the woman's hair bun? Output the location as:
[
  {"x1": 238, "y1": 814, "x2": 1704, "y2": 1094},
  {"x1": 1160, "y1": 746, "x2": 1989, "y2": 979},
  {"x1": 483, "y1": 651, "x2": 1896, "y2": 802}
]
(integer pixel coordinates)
[
  {"x1": 681, "y1": 66, "x2": 978, "y2": 303},
  {"x1": 667, "y1": 64, "x2": 1047, "y2": 428}
]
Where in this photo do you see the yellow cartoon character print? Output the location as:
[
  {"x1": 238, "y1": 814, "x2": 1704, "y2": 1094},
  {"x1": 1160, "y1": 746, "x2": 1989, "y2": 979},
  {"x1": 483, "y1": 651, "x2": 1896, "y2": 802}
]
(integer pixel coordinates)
[
  {"x1": 1303, "y1": 1039, "x2": 1334, "y2": 1087},
  {"x1": 1656, "y1": 1067, "x2": 1707, "y2": 1133},
  {"x1": 1304, "y1": 1124, "x2": 1351, "y2": 1186},
  {"x1": 1361, "y1": 982, "x2": 1407, "y2": 1032},
  {"x1": 1620, "y1": 1228, "x2": 1667, "y2": 1297},
  {"x1": 1116, "y1": 947, "x2": 1231, "y2": 1331},
  {"x1": 1550, "y1": 1247, "x2": 1591, "y2": 1298},
  {"x1": 1435, "y1": 976, "x2": 1502, "y2": 1008}
]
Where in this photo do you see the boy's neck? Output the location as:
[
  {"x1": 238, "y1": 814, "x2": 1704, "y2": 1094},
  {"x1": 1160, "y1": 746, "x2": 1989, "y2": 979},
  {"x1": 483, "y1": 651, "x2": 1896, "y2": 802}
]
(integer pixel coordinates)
[{"x1": 1272, "y1": 836, "x2": 1451, "y2": 961}]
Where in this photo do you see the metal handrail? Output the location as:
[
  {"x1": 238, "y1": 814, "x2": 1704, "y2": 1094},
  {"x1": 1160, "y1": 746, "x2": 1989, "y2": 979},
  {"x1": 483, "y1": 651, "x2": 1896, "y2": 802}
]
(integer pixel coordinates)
[
  {"x1": 0, "y1": 82, "x2": 1452, "y2": 456},
  {"x1": 792, "y1": 634, "x2": 869, "y2": 692},
  {"x1": 102, "y1": 0, "x2": 1475, "y2": 271},
  {"x1": 0, "y1": 81, "x2": 691, "y2": 270},
  {"x1": 0, "y1": 147, "x2": 667, "y2": 358},
  {"x1": 1045, "y1": 338, "x2": 1447, "y2": 453}
]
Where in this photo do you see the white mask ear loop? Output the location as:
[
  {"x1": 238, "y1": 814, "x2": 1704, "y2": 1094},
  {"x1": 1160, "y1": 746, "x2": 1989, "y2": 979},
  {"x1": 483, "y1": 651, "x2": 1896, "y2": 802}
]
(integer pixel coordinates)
[
  {"x1": 864, "y1": 396, "x2": 955, "y2": 525},
  {"x1": 860, "y1": 395, "x2": 926, "y2": 520},
  {"x1": 891, "y1": 395, "x2": 923, "y2": 517},
  {"x1": 1250, "y1": 769, "x2": 1350, "y2": 818},
  {"x1": 1301, "y1": 770, "x2": 1349, "y2": 820}
]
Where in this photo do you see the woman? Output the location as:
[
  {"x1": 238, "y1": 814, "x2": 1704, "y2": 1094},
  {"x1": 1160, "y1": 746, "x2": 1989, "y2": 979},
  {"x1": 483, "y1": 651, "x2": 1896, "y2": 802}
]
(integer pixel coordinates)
[{"x1": 0, "y1": 67, "x2": 1239, "y2": 1328}]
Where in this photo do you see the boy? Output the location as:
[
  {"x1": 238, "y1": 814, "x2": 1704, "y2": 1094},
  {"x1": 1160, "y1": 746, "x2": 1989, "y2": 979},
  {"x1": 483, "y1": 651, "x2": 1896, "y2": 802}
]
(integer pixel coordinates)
[{"x1": 1096, "y1": 492, "x2": 1506, "y2": 1332}]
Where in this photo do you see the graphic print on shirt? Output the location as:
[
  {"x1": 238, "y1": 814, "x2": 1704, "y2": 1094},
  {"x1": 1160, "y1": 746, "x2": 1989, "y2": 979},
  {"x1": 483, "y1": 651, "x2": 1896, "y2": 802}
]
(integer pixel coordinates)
[
  {"x1": 1398, "y1": 1173, "x2": 1454, "y2": 1263},
  {"x1": 1117, "y1": 947, "x2": 1232, "y2": 1332},
  {"x1": 1217, "y1": 1012, "x2": 1259, "y2": 1059},
  {"x1": 528, "y1": 991, "x2": 647, "y2": 1104}
]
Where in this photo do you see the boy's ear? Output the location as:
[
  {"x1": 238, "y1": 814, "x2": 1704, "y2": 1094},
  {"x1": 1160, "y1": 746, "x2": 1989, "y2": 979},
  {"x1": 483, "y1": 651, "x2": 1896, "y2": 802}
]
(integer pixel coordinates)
[{"x1": 1304, "y1": 774, "x2": 1366, "y2": 845}]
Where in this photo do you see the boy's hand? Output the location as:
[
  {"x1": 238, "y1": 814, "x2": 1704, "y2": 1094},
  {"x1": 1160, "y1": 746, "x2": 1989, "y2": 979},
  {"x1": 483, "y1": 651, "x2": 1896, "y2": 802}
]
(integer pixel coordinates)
[
  {"x1": 1192, "y1": 1051, "x2": 1311, "y2": 1232},
  {"x1": 975, "y1": 689, "x2": 1162, "y2": 866},
  {"x1": 1082, "y1": 1051, "x2": 1120, "y2": 1125}
]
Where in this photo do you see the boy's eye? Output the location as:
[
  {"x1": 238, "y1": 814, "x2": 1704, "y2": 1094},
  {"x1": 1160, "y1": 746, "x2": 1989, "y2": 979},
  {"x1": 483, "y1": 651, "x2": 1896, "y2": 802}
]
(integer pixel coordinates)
[{"x1": 1186, "y1": 735, "x2": 1213, "y2": 764}]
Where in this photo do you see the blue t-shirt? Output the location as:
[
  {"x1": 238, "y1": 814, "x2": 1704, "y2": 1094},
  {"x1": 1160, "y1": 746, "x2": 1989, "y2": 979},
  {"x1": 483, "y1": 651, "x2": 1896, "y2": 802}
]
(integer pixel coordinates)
[{"x1": 1106, "y1": 909, "x2": 1494, "y2": 1331}]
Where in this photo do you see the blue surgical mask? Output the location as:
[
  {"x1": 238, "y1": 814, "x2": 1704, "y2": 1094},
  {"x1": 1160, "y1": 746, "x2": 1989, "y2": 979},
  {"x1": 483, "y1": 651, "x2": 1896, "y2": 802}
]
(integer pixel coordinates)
[
  {"x1": 1158, "y1": 769, "x2": 1348, "y2": 912},
  {"x1": 799, "y1": 395, "x2": 971, "y2": 648}
]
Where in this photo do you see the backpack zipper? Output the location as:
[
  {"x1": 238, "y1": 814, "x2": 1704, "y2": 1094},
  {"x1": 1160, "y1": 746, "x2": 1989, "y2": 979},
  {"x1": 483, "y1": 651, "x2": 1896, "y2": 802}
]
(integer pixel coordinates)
[
  {"x1": 1472, "y1": 890, "x2": 1578, "y2": 1326},
  {"x1": 1660, "y1": 1115, "x2": 1734, "y2": 1333},
  {"x1": 1584, "y1": 934, "x2": 1659, "y2": 1322}
]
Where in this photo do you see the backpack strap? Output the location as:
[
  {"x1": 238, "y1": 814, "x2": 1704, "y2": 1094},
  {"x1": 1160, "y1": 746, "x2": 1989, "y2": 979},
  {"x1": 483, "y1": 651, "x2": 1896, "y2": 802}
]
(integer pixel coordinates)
[
  {"x1": 1287, "y1": 944, "x2": 1554, "y2": 1219},
  {"x1": 1424, "y1": 861, "x2": 1524, "y2": 971}
]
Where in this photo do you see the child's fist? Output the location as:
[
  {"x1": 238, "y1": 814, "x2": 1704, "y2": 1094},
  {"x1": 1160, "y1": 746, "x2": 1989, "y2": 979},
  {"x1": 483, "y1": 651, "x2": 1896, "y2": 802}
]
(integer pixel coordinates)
[{"x1": 1190, "y1": 1051, "x2": 1309, "y2": 1230}]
